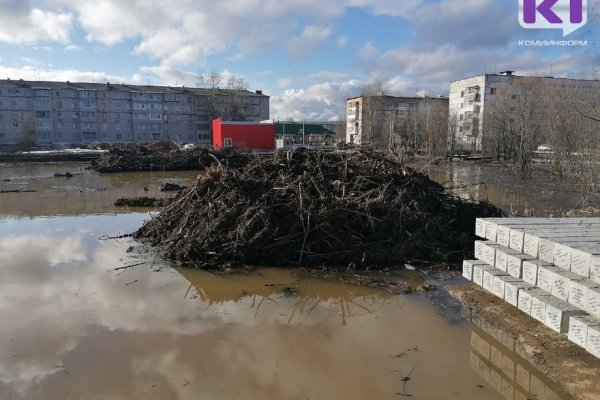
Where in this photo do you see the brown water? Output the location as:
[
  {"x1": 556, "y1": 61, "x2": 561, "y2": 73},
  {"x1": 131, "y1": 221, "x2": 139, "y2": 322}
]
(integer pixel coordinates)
[
  {"x1": 416, "y1": 162, "x2": 600, "y2": 216},
  {"x1": 0, "y1": 162, "x2": 572, "y2": 400}
]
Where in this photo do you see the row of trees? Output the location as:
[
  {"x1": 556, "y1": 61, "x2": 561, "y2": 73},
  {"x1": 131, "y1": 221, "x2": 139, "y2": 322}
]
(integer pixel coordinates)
[{"x1": 480, "y1": 78, "x2": 600, "y2": 186}]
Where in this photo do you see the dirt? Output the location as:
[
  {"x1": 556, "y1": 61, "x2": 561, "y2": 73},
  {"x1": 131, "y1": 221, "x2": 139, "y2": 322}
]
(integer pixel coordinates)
[
  {"x1": 114, "y1": 197, "x2": 167, "y2": 207},
  {"x1": 133, "y1": 148, "x2": 502, "y2": 270},
  {"x1": 446, "y1": 284, "x2": 600, "y2": 400}
]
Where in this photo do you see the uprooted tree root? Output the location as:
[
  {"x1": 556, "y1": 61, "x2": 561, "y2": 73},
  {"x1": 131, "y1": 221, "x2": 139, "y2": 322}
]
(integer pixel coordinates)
[{"x1": 134, "y1": 148, "x2": 502, "y2": 270}]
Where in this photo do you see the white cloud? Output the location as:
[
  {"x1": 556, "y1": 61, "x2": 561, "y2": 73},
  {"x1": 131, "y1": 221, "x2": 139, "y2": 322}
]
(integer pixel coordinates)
[
  {"x1": 0, "y1": 6, "x2": 73, "y2": 45},
  {"x1": 277, "y1": 78, "x2": 294, "y2": 88},
  {"x1": 357, "y1": 41, "x2": 380, "y2": 59},
  {"x1": 0, "y1": 65, "x2": 129, "y2": 85},
  {"x1": 336, "y1": 36, "x2": 348, "y2": 47},
  {"x1": 288, "y1": 25, "x2": 332, "y2": 58}
]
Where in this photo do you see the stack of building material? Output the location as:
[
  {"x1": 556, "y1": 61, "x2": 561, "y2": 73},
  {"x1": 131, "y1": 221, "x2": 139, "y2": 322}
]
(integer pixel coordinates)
[{"x1": 463, "y1": 218, "x2": 600, "y2": 360}]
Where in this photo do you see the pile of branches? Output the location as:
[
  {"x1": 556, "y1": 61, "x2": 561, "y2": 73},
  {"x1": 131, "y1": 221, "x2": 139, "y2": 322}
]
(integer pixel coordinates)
[
  {"x1": 91, "y1": 142, "x2": 250, "y2": 173},
  {"x1": 134, "y1": 149, "x2": 502, "y2": 269}
]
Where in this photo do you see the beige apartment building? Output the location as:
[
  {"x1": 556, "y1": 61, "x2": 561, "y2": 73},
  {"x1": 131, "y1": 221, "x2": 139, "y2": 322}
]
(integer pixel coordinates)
[
  {"x1": 346, "y1": 94, "x2": 449, "y2": 152},
  {"x1": 0, "y1": 79, "x2": 269, "y2": 147}
]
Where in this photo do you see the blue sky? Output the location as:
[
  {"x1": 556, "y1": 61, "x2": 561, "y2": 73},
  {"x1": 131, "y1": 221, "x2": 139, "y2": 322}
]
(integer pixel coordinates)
[{"x1": 0, "y1": 0, "x2": 597, "y2": 121}]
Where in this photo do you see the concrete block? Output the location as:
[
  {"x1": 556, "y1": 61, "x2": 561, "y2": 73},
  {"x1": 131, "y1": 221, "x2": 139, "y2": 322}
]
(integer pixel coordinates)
[
  {"x1": 504, "y1": 281, "x2": 533, "y2": 308},
  {"x1": 531, "y1": 292, "x2": 554, "y2": 323},
  {"x1": 475, "y1": 218, "x2": 487, "y2": 238},
  {"x1": 553, "y1": 242, "x2": 573, "y2": 270},
  {"x1": 481, "y1": 241, "x2": 501, "y2": 267},
  {"x1": 496, "y1": 225, "x2": 512, "y2": 247},
  {"x1": 518, "y1": 288, "x2": 550, "y2": 315},
  {"x1": 463, "y1": 259, "x2": 488, "y2": 281},
  {"x1": 522, "y1": 259, "x2": 551, "y2": 286},
  {"x1": 568, "y1": 315, "x2": 600, "y2": 348},
  {"x1": 568, "y1": 279, "x2": 599, "y2": 311},
  {"x1": 509, "y1": 229, "x2": 526, "y2": 253},
  {"x1": 501, "y1": 331, "x2": 517, "y2": 352},
  {"x1": 495, "y1": 247, "x2": 519, "y2": 273},
  {"x1": 483, "y1": 269, "x2": 508, "y2": 294},
  {"x1": 473, "y1": 264, "x2": 496, "y2": 287},
  {"x1": 538, "y1": 238, "x2": 556, "y2": 263},
  {"x1": 586, "y1": 324, "x2": 600, "y2": 359},
  {"x1": 544, "y1": 297, "x2": 587, "y2": 333},
  {"x1": 587, "y1": 287, "x2": 600, "y2": 319},
  {"x1": 551, "y1": 270, "x2": 583, "y2": 302},
  {"x1": 537, "y1": 265, "x2": 562, "y2": 293},
  {"x1": 507, "y1": 253, "x2": 533, "y2": 279},
  {"x1": 515, "y1": 363, "x2": 530, "y2": 392},
  {"x1": 486, "y1": 220, "x2": 498, "y2": 241},
  {"x1": 494, "y1": 275, "x2": 521, "y2": 299},
  {"x1": 591, "y1": 256, "x2": 600, "y2": 285}
]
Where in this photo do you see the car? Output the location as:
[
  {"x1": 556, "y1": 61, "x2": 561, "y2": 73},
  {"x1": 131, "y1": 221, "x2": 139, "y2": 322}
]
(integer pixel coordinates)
[{"x1": 537, "y1": 144, "x2": 552, "y2": 151}]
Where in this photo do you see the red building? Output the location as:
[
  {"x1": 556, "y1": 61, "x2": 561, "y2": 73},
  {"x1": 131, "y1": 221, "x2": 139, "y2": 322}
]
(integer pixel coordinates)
[{"x1": 212, "y1": 117, "x2": 275, "y2": 151}]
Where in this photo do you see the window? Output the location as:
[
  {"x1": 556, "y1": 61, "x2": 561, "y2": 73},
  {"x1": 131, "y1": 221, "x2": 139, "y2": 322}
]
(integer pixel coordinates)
[
  {"x1": 35, "y1": 111, "x2": 51, "y2": 118},
  {"x1": 57, "y1": 122, "x2": 63, "y2": 129},
  {"x1": 115, "y1": 124, "x2": 121, "y2": 130},
  {"x1": 224, "y1": 137, "x2": 233, "y2": 147},
  {"x1": 35, "y1": 100, "x2": 50, "y2": 108},
  {"x1": 490, "y1": 87, "x2": 496, "y2": 95},
  {"x1": 460, "y1": 91, "x2": 465, "y2": 97},
  {"x1": 12, "y1": 122, "x2": 18, "y2": 128},
  {"x1": 37, "y1": 121, "x2": 52, "y2": 128},
  {"x1": 116, "y1": 133, "x2": 122, "y2": 140},
  {"x1": 10, "y1": 101, "x2": 16, "y2": 108},
  {"x1": 57, "y1": 101, "x2": 63, "y2": 108},
  {"x1": 511, "y1": 94, "x2": 517, "y2": 99}
]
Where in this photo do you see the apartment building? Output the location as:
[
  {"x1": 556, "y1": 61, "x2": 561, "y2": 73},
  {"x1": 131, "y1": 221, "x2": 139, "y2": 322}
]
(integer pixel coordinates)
[
  {"x1": 346, "y1": 95, "x2": 449, "y2": 148},
  {"x1": 449, "y1": 72, "x2": 600, "y2": 152},
  {"x1": 0, "y1": 79, "x2": 269, "y2": 147}
]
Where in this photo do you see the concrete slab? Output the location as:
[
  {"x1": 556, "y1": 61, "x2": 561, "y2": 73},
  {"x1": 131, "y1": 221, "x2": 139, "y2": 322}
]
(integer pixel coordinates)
[
  {"x1": 586, "y1": 324, "x2": 600, "y2": 359},
  {"x1": 463, "y1": 259, "x2": 488, "y2": 281},
  {"x1": 530, "y1": 292, "x2": 554, "y2": 323},
  {"x1": 568, "y1": 315, "x2": 600, "y2": 348},
  {"x1": 522, "y1": 259, "x2": 551, "y2": 286},
  {"x1": 587, "y1": 287, "x2": 600, "y2": 319},
  {"x1": 495, "y1": 247, "x2": 520, "y2": 273},
  {"x1": 518, "y1": 287, "x2": 551, "y2": 315},
  {"x1": 569, "y1": 279, "x2": 600, "y2": 311},
  {"x1": 493, "y1": 275, "x2": 521, "y2": 299},
  {"x1": 591, "y1": 256, "x2": 600, "y2": 285},
  {"x1": 537, "y1": 265, "x2": 563, "y2": 293},
  {"x1": 505, "y1": 281, "x2": 534, "y2": 308},
  {"x1": 483, "y1": 269, "x2": 508, "y2": 294},
  {"x1": 476, "y1": 241, "x2": 501, "y2": 268},
  {"x1": 551, "y1": 270, "x2": 583, "y2": 302},
  {"x1": 544, "y1": 297, "x2": 587, "y2": 333},
  {"x1": 507, "y1": 253, "x2": 534, "y2": 279},
  {"x1": 473, "y1": 264, "x2": 496, "y2": 287}
]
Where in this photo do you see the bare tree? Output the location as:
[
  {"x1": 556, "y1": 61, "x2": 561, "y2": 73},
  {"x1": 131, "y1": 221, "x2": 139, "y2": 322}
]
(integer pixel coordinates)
[{"x1": 17, "y1": 114, "x2": 36, "y2": 149}]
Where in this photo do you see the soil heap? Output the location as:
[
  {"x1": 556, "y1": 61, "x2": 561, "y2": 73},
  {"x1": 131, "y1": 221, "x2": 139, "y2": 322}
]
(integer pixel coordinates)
[
  {"x1": 91, "y1": 141, "x2": 249, "y2": 173},
  {"x1": 134, "y1": 148, "x2": 502, "y2": 269}
]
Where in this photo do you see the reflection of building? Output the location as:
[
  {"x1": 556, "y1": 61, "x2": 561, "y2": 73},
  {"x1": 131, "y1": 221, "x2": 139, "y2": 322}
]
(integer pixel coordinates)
[
  {"x1": 211, "y1": 117, "x2": 275, "y2": 151},
  {"x1": 345, "y1": 95, "x2": 449, "y2": 148},
  {"x1": 274, "y1": 121, "x2": 341, "y2": 147},
  {"x1": 0, "y1": 79, "x2": 269, "y2": 147},
  {"x1": 449, "y1": 71, "x2": 600, "y2": 153}
]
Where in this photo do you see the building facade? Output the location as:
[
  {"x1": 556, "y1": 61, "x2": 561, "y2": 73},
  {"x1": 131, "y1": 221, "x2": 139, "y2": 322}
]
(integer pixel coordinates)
[
  {"x1": 346, "y1": 95, "x2": 449, "y2": 151},
  {"x1": 212, "y1": 118, "x2": 275, "y2": 151},
  {"x1": 0, "y1": 79, "x2": 269, "y2": 147},
  {"x1": 449, "y1": 72, "x2": 600, "y2": 153}
]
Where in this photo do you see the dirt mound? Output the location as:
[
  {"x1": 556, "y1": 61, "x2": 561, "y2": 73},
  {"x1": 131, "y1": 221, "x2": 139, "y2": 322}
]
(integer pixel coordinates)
[
  {"x1": 134, "y1": 149, "x2": 502, "y2": 270},
  {"x1": 115, "y1": 197, "x2": 166, "y2": 207},
  {"x1": 91, "y1": 143, "x2": 250, "y2": 173}
]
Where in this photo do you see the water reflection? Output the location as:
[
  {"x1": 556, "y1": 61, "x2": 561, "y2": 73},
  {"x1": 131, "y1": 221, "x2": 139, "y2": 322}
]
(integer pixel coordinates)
[
  {"x1": 0, "y1": 213, "x2": 502, "y2": 400},
  {"x1": 0, "y1": 162, "x2": 199, "y2": 217},
  {"x1": 468, "y1": 317, "x2": 574, "y2": 400}
]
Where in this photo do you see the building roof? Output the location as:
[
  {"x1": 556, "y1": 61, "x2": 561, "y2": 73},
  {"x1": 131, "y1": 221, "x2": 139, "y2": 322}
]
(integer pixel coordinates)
[
  {"x1": 0, "y1": 79, "x2": 269, "y2": 98},
  {"x1": 275, "y1": 122, "x2": 336, "y2": 136},
  {"x1": 346, "y1": 94, "x2": 448, "y2": 101}
]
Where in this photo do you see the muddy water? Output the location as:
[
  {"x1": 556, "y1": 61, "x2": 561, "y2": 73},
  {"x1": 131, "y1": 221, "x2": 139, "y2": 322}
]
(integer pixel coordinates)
[
  {"x1": 416, "y1": 162, "x2": 600, "y2": 215},
  {"x1": 0, "y1": 163, "x2": 570, "y2": 399},
  {"x1": 0, "y1": 162, "x2": 199, "y2": 216}
]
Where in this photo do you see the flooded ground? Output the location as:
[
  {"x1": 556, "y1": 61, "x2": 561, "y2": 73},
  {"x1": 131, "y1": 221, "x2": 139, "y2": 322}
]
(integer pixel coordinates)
[
  {"x1": 0, "y1": 162, "x2": 583, "y2": 399},
  {"x1": 414, "y1": 161, "x2": 600, "y2": 216}
]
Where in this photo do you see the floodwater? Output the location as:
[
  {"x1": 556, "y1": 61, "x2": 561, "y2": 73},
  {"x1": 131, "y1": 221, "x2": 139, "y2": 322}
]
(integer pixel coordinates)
[
  {"x1": 0, "y1": 162, "x2": 573, "y2": 399},
  {"x1": 416, "y1": 162, "x2": 600, "y2": 216}
]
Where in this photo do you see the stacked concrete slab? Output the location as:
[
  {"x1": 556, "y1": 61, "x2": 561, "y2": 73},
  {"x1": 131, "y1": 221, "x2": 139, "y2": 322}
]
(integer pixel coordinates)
[{"x1": 463, "y1": 217, "x2": 600, "y2": 360}]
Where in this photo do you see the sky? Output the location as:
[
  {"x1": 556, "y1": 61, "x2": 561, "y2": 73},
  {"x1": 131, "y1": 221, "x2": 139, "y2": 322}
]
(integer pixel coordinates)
[{"x1": 0, "y1": 0, "x2": 598, "y2": 122}]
